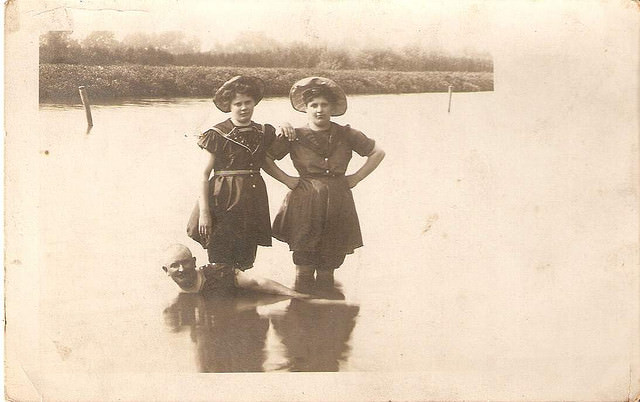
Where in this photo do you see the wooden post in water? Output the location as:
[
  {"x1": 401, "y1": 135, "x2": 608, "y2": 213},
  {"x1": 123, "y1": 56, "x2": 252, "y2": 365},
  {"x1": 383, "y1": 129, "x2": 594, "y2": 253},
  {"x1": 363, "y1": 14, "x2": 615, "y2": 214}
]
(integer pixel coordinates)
[
  {"x1": 78, "y1": 86, "x2": 93, "y2": 128},
  {"x1": 447, "y1": 85, "x2": 453, "y2": 113}
]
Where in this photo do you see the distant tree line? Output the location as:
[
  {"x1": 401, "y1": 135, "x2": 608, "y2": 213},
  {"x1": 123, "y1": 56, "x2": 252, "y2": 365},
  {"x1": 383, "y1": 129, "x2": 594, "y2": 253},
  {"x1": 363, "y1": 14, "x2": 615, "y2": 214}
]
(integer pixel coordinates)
[
  {"x1": 40, "y1": 31, "x2": 493, "y2": 72},
  {"x1": 40, "y1": 64, "x2": 494, "y2": 103}
]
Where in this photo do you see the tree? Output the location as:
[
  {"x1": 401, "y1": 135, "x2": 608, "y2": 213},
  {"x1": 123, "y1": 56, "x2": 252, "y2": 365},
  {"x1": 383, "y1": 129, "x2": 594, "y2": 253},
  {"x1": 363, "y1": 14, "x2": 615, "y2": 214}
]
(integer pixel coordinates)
[
  {"x1": 225, "y1": 31, "x2": 280, "y2": 53},
  {"x1": 82, "y1": 31, "x2": 119, "y2": 49},
  {"x1": 122, "y1": 31, "x2": 201, "y2": 54},
  {"x1": 39, "y1": 31, "x2": 80, "y2": 64}
]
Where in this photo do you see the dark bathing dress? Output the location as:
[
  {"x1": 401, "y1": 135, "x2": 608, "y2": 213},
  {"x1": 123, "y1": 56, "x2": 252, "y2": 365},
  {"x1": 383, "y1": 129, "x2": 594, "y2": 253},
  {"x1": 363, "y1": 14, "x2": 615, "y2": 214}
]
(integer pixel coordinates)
[
  {"x1": 187, "y1": 119, "x2": 276, "y2": 269},
  {"x1": 182, "y1": 264, "x2": 238, "y2": 296},
  {"x1": 269, "y1": 122, "x2": 376, "y2": 268}
]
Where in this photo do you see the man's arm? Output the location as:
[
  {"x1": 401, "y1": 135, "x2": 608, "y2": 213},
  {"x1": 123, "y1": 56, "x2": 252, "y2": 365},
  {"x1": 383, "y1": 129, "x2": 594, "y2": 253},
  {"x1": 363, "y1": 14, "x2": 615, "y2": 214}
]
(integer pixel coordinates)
[{"x1": 235, "y1": 269, "x2": 309, "y2": 298}]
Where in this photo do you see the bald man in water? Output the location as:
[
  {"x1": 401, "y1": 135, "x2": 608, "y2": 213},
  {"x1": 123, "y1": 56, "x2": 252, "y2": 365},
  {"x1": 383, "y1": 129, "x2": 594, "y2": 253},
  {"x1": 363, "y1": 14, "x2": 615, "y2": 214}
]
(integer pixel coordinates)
[{"x1": 161, "y1": 244, "x2": 308, "y2": 298}]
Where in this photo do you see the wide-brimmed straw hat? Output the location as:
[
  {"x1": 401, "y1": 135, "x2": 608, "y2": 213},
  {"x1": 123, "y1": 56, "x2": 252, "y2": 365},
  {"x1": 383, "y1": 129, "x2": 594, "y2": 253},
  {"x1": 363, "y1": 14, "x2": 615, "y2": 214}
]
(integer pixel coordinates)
[
  {"x1": 289, "y1": 77, "x2": 347, "y2": 116},
  {"x1": 213, "y1": 75, "x2": 265, "y2": 113}
]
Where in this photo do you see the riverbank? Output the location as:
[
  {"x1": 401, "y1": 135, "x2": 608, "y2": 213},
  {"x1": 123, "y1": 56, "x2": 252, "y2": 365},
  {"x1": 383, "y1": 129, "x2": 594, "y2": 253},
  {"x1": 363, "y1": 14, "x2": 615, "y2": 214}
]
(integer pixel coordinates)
[{"x1": 39, "y1": 64, "x2": 493, "y2": 103}]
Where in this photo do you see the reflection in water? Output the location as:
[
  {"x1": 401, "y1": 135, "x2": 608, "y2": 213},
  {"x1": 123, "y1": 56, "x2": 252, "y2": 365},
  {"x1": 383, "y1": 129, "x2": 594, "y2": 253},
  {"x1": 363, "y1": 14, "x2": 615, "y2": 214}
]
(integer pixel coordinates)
[
  {"x1": 163, "y1": 291, "x2": 281, "y2": 372},
  {"x1": 271, "y1": 298, "x2": 360, "y2": 372},
  {"x1": 163, "y1": 290, "x2": 360, "y2": 372}
]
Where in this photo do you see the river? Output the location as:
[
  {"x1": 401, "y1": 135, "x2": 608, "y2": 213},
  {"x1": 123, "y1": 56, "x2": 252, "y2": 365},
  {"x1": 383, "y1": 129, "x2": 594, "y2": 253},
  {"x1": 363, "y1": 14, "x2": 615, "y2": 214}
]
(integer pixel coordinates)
[{"x1": 30, "y1": 91, "x2": 637, "y2": 397}]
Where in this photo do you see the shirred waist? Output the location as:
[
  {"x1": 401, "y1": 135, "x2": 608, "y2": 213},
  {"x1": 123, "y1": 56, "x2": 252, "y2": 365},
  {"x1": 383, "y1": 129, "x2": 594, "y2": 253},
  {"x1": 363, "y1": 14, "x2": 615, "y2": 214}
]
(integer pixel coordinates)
[{"x1": 214, "y1": 169, "x2": 260, "y2": 176}]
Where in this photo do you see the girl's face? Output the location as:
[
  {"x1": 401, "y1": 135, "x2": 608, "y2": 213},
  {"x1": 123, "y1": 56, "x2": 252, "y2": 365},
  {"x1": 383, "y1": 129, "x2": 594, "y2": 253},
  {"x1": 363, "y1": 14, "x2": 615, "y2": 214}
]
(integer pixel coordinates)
[
  {"x1": 305, "y1": 96, "x2": 333, "y2": 129},
  {"x1": 229, "y1": 93, "x2": 255, "y2": 126}
]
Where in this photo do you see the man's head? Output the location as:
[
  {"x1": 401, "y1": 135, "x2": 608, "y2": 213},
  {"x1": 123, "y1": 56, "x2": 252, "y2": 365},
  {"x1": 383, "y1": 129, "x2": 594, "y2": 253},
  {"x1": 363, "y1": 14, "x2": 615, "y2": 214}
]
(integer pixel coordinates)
[{"x1": 161, "y1": 244, "x2": 198, "y2": 289}]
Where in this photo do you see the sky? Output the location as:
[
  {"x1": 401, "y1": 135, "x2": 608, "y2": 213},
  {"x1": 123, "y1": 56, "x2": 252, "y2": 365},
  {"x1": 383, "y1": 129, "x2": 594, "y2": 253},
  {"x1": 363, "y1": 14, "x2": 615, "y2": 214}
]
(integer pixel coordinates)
[{"x1": 55, "y1": 0, "x2": 493, "y2": 55}]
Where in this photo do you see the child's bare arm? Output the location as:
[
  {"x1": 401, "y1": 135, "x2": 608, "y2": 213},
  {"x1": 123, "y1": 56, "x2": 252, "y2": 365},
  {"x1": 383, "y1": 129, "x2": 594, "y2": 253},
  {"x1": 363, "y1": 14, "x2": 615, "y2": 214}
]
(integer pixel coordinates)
[
  {"x1": 262, "y1": 157, "x2": 299, "y2": 189},
  {"x1": 346, "y1": 144, "x2": 385, "y2": 188},
  {"x1": 198, "y1": 152, "x2": 215, "y2": 241},
  {"x1": 276, "y1": 122, "x2": 296, "y2": 141}
]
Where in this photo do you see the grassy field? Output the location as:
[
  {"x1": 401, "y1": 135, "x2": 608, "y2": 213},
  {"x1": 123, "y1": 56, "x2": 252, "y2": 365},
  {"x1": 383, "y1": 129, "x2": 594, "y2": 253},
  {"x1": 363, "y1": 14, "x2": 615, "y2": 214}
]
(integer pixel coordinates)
[{"x1": 39, "y1": 64, "x2": 494, "y2": 103}]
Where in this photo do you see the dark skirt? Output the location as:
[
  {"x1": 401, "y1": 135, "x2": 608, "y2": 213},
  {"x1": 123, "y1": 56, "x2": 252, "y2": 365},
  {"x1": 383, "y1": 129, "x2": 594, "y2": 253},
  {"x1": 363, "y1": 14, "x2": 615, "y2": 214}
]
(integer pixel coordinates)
[
  {"x1": 188, "y1": 174, "x2": 272, "y2": 255},
  {"x1": 272, "y1": 176, "x2": 363, "y2": 255}
]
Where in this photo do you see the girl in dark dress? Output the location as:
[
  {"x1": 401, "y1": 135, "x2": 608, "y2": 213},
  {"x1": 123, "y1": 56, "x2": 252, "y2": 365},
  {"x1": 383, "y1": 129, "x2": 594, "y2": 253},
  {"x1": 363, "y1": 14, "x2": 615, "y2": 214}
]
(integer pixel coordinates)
[
  {"x1": 187, "y1": 76, "x2": 290, "y2": 271},
  {"x1": 264, "y1": 77, "x2": 385, "y2": 289}
]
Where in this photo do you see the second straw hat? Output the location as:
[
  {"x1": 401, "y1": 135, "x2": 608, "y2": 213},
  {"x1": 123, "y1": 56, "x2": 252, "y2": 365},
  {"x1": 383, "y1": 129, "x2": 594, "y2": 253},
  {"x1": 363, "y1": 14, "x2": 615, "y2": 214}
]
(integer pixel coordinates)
[{"x1": 289, "y1": 77, "x2": 347, "y2": 116}]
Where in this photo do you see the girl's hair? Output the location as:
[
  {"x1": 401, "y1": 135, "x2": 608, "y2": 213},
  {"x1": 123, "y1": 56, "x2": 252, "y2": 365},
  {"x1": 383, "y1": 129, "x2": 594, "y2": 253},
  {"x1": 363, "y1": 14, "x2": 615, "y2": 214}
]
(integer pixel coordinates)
[
  {"x1": 217, "y1": 81, "x2": 260, "y2": 108},
  {"x1": 302, "y1": 86, "x2": 337, "y2": 105}
]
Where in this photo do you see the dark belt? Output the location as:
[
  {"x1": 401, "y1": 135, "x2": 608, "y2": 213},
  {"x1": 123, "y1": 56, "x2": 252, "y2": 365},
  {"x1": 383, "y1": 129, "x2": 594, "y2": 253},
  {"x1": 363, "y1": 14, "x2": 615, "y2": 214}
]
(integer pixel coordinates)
[
  {"x1": 301, "y1": 172, "x2": 345, "y2": 178},
  {"x1": 214, "y1": 169, "x2": 260, "y2": 176}
]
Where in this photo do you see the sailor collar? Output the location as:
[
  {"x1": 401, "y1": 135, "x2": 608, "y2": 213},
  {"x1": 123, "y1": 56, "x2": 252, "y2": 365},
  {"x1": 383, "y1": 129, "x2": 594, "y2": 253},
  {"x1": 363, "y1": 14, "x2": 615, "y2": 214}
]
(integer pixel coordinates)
[
  {"x1": 210, "y1": 119, "x2": 264, "y2": 154},
  {"x1": 295, "y1": 122, "x2": 346, "y2": 158}
]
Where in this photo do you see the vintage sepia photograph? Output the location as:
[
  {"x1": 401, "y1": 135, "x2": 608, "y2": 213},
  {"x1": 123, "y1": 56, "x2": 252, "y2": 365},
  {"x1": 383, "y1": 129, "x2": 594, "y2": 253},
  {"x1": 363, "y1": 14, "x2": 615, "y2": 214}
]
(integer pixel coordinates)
[{"x1": 5, "y1": 0, "x2": 639, "y2": 401}]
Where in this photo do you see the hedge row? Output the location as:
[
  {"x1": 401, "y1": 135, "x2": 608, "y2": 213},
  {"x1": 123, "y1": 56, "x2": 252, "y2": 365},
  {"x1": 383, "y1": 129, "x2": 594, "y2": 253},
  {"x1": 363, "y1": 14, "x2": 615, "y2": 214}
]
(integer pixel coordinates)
[{"x1": 39, "y1": 64, "x2": 494, "y2": 103}]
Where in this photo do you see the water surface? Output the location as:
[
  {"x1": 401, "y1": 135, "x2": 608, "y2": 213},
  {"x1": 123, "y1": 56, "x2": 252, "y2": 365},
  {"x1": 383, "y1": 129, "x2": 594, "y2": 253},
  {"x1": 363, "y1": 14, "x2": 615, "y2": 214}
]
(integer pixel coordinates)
[{"x1": 35, "y1": 92, "x2": 636, "y2": 389}]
